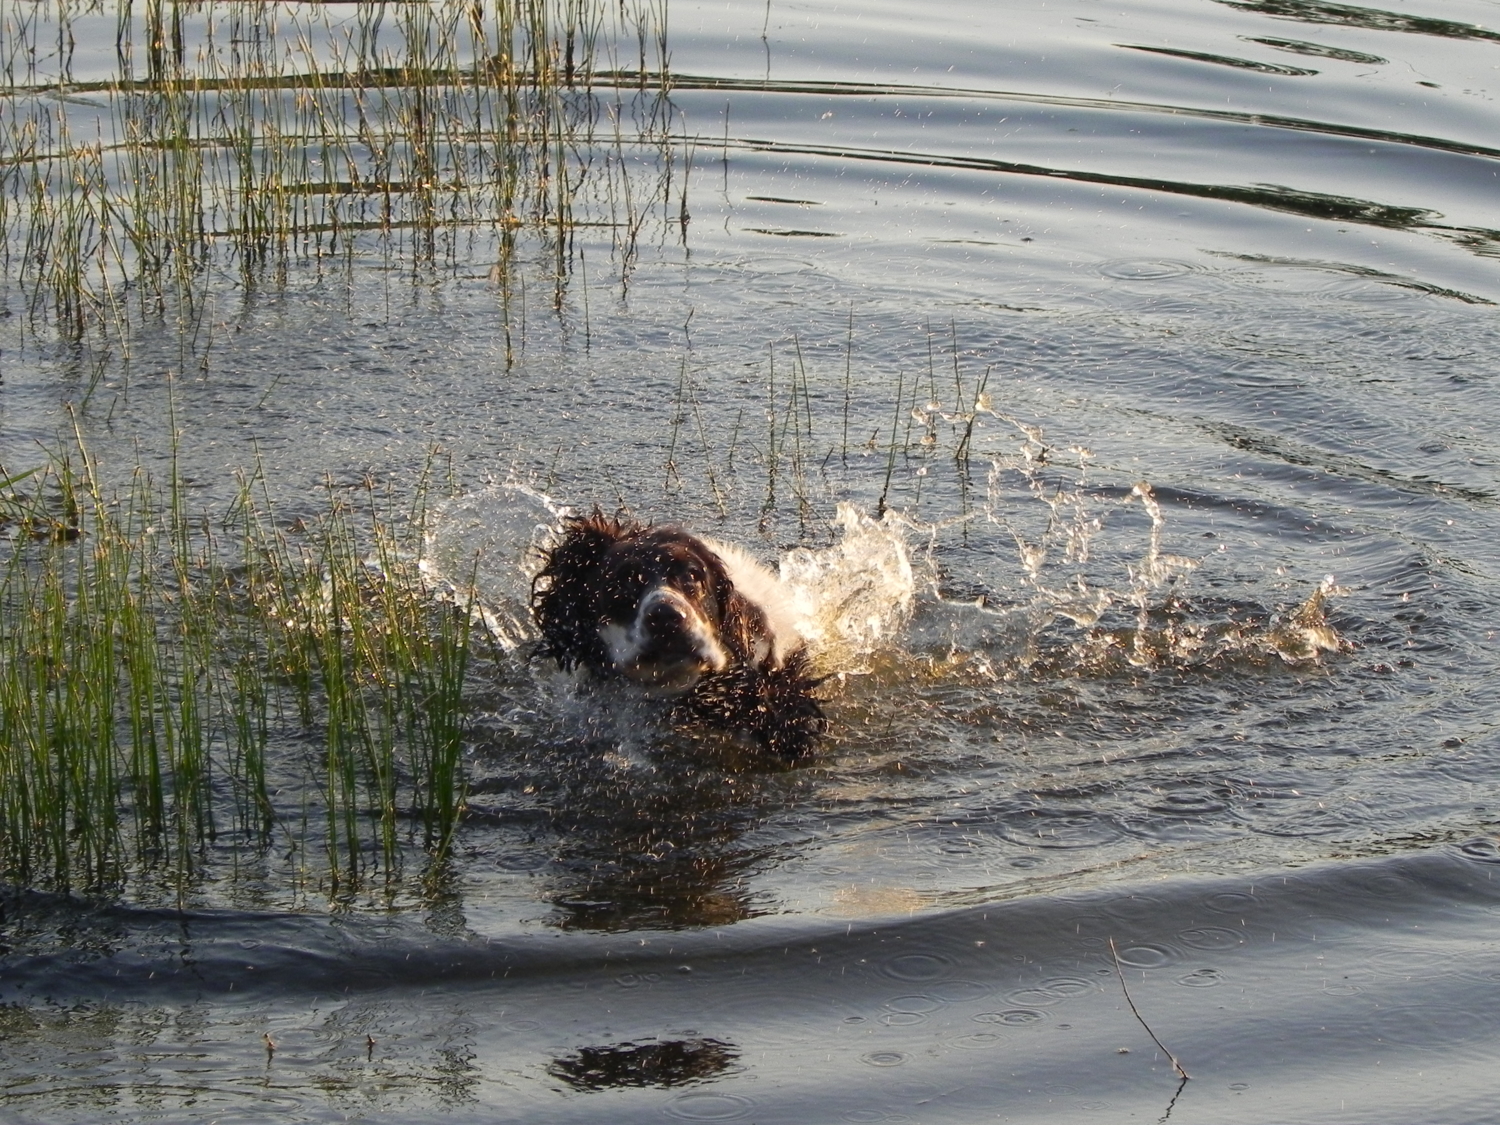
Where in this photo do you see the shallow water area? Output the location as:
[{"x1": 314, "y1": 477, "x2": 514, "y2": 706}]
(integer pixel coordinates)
[{"x1": 4, "y1": 0, "x2": 1500, "y2": 1120}]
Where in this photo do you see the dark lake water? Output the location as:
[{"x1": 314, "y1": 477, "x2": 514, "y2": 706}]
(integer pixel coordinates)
[{"x1": 4, "y1": 0, "x2": 1500, "y2": 1120}]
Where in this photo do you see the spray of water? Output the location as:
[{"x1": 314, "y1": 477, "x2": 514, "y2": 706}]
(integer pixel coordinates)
[
  {"x1": 421, "y1": 483, "x2": 565, "y2": 651},
  {"x1": 966, "y1": 414, "x2": 1343, "y2": 674},
  {"x1": 420, "y1": 447, "x2": 1343, "y2": 736},
  {"x1": 779, "y1": 503, "x2": 915, "y2": 672},
  {"x1": 422, "y1": 488, "x2": 917, "y2": 666}
]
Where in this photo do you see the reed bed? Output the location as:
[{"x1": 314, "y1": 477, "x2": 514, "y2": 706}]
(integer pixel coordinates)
[
  {"x1": 0, "y1": 443, "x2": 480, "y2": 899},
  {"x1": 0, "y1": 0, "x2": 683, "y2": 902},
  {"x1": 0, "y1": 0, "x2": 677, "y2": 342}
]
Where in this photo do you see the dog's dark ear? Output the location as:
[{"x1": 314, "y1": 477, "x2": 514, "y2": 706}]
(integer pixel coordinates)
[
  {"x1": 713, "y1": 565, "x2": 772, "y2": 667},
  {"x1": 532, "y1": 510, "x2": 632, "y2": 671}
]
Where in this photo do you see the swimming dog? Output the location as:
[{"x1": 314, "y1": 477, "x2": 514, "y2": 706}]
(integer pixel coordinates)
[{"x1": 531, "y1": 512, "x2": 826, "y2": 757}]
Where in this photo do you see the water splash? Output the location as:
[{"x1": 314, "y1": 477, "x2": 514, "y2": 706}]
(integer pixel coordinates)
[
  {"x1": 930, "y1": 416, "x2": 1347, "y2": 675},
  {"x1": 1264, "y1": 577, "x2": 1346, "y2": 663},
  {"x1": 422, "y1": 490, "x2": 916, "y2": 673},
  {"x1": 422, "y1": 460, "x2": 1341, "y2": 700},
  {"x1": 421, "y1": 483, "x2": 563, "y2": 650},
  {"x1": 779, "y1": 503, "x2": 915, "y2": 672}
]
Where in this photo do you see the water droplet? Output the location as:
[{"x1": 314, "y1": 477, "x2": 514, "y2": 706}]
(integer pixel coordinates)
[
  {"x1": 884, "y1": 994, "x2": 943, "y2": 1014},
  {"x1": 1203, "y1": 891, "x2": 1258, "y2": 914},
  {"x1": 1178, "y1": 927, "x2": 1244, "y2": 951},
  {"x1": 1098, "y1": 259, "x2": 1193, "y2": 281},
  {"x1": 975, "y1": 1009, "x2": 1047, "y2": 1025},
  {"x1": 1458, "y1": 838, "x2": 1500, "y2": 863},
  {"x1": 952, "y1": 1032, "x2": 1002, "y2": 1049},
  {"x1": 878, "y1": 1011, "x2": 927, "y2": 1027},
  {"x1": 1113, "y1": 943, "x2": 1176, "y2": 969}
]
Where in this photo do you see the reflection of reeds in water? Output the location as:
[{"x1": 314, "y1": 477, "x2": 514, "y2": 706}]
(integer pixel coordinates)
[
  {"x1": 0, "y1": 441, "x2": 478, "y2": 900},
  {"x1": 0, "y1": 0, "x2": 676, "y2": 341}
]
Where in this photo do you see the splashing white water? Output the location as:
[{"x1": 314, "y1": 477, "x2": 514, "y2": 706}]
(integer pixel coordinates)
[
  {"x1": 421, "y1": 483, "x2": 563, "y2": 650},
  {"x1": 420, "y1": 457, "x2": 1338, "y2": 686},
  {"x1": 780, "y1": 504, "x2": 915, "y2": 672},
  {"x1": 421, "y1": 490, "x2": 916, "y2": 669},
  {"x1": 927, "y1": 416, "x2": 1347, "y2": 672},
  {"x1": 1265, "y1": 576, "x2": 1346, "y2": 663}
]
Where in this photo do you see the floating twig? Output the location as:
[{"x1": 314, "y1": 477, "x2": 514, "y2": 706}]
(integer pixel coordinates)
[{"x1": 1109, "y1": 936, "x2": 1190, "y2": 1080}]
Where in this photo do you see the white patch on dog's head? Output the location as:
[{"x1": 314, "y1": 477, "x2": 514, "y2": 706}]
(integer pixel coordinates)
[{"x1": 599, "y1": 584, "x2": 731, "y2": 692}]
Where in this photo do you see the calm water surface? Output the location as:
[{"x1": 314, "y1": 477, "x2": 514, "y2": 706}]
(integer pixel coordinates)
[{"x1": 4, "y1": 0, "x2": 1500, "y2": 1120}]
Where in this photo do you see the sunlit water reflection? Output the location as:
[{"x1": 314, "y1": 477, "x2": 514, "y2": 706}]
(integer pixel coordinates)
[{"x1": 4, "y1": 0, "x2": 1500, "y2": 1120}]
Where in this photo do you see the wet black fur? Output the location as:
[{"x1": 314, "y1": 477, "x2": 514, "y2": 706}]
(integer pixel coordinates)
[{"x1": 672, "y1": 647, "x2": 828, "y2": 759}]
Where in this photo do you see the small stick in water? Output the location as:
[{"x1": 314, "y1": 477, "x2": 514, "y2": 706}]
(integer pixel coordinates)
[{"x1": 1109, "y1": 936, "x2": 1190, "y2": 1080}]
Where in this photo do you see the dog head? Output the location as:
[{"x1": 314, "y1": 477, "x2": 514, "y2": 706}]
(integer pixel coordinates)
[
  {"x1": 533, "y1": 514, "x2": 771, "y2": 693},
  {"x1": 592, "y1": 527, "x2": 736, "y2": 691}
]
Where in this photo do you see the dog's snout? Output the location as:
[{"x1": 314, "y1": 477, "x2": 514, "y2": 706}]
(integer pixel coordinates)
[
  {"x1": 609, "y1": 586, "x2": 731, "y2": 688},
  {"x1": 644, "y1": 596, "x2": 688, "y2": 633}
]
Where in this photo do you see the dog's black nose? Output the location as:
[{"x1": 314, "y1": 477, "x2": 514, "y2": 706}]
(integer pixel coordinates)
[{"x1": 644, "y1": 598, "x2": 690, "y2": 637}]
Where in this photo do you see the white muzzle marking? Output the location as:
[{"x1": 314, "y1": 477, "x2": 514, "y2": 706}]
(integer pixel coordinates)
[{"x1": 598, "y1": 585, "x2": 730, "y2": 690}]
